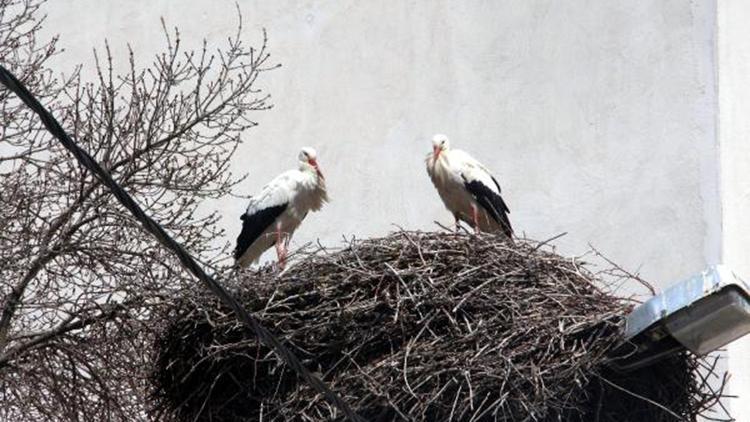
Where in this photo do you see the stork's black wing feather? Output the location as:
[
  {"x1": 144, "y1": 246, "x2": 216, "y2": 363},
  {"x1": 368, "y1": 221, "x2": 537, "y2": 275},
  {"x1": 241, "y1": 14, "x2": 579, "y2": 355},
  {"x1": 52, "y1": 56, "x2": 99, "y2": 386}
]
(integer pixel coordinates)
[
  {"x1": 489, "y1": 175, "x2": 510, "y2": 214},
  {"x1": 464, "y1": 179, "x2": 513, "y2": 237},
  {"x1": 233, "y1": 203, "x2": 287, "y2": 261}
]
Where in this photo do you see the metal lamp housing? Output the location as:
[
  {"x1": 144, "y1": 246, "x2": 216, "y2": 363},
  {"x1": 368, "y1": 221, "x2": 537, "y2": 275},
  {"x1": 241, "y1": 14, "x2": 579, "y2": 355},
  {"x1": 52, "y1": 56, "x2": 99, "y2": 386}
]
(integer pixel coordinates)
[{"x1": 615, "y1": 265, "x2": 750, "y2": 370}]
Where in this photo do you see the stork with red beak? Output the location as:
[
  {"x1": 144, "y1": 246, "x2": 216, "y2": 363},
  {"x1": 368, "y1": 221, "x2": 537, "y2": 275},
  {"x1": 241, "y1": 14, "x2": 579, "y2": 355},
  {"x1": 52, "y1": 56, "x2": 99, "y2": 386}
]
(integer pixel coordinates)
[
  {"x1": 234, "y1": 147, "x2": 328, "y2": 268},
  {"x1": 425, "y1": 134, "x2": 513, "y2": 237}
]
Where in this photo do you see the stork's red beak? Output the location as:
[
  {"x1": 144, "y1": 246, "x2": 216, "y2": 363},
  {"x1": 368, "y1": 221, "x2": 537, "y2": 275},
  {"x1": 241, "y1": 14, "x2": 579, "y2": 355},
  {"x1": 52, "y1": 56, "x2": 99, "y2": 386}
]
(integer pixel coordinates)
[
  {"x1": 433, "y1": 146, "x2": 441, "y2": 160},
  {"x1": 309, "y1": 159, "x2": 324, "y2": 179}
]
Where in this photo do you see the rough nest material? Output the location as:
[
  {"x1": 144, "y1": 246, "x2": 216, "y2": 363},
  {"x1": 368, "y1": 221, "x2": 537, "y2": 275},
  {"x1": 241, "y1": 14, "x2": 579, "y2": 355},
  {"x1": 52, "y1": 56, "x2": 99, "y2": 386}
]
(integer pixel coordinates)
[{"x1": 149, "y1": 231, "x2": 728, "y2": 421}]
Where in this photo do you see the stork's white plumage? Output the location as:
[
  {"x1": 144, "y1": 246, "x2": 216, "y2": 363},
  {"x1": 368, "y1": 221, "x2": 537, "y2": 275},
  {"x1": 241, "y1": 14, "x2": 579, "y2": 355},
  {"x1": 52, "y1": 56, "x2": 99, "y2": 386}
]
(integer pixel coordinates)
[
  {"x1": 425, "y1": 134, "x2": 513, "y2": 237},
  {"x1": 234, "y1": 147, "x2": 328, "y2": 268}
]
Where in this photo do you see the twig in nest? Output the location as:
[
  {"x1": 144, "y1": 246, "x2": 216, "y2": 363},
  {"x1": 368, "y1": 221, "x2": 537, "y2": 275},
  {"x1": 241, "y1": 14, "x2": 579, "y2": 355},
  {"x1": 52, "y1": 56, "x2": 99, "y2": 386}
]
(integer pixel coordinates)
[{"x1": 150, "y1": 230, "x2": 730, "y2": 422}]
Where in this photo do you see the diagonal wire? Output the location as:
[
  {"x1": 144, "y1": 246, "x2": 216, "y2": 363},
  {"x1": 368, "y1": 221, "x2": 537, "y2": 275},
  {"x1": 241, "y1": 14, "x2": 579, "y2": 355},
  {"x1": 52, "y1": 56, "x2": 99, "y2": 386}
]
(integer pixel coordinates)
[{"x1": 0, "y1": 64, "x2": 363, "y2": 422}]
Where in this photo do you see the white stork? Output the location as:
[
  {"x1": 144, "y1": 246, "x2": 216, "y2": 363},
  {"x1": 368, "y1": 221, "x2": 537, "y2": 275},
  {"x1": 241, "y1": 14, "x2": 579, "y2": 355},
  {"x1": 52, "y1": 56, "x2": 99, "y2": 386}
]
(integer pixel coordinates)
[
  {"x1": 425, "y1": 134, "x2": 513, "y2": 238},
  {"x1": 234, "y1": 147, "x2": 328, "y2": 268}
]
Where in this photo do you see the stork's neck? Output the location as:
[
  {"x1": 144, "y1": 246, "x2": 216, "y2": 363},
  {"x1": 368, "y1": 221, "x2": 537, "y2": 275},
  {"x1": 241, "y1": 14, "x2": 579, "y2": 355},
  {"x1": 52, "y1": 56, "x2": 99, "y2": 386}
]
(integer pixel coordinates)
[
  {"x1": 298, "y1": 162, "x2": 319, "y2": 180},
  {"x1": 428, "y1": 150, "x2": 450, "y2": 169},
  {"x1": 295, "y1": 165, "x2": 328, "y2": 209}
]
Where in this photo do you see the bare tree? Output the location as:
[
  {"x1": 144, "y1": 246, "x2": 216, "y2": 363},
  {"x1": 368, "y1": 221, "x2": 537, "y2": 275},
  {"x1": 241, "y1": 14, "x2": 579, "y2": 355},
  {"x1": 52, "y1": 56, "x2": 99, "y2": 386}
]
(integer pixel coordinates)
[{"x1": 0, "y1": 1, "x2": 278, "y2": 419}]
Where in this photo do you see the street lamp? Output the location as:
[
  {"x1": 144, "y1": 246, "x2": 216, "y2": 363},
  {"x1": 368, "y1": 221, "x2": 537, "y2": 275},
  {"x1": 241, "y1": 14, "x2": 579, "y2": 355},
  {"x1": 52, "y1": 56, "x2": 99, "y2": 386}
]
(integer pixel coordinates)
[{"x1": 612, "y1": 265, "x2": 750, "y2": 371}]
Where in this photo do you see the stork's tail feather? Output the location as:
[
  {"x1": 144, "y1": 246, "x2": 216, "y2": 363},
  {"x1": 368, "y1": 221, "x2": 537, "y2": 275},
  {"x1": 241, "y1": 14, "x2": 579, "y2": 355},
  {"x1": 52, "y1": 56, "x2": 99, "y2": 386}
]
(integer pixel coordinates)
[{"x1": 498, "y1": 215, "x2": 514, "y2": 240}]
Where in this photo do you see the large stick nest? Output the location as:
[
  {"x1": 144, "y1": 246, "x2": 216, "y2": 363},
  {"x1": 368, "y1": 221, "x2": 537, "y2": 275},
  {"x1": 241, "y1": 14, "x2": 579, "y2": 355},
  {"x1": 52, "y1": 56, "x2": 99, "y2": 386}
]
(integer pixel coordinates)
[{"x1": 149, "y1": 231, "x2": 728, "y2": 421}]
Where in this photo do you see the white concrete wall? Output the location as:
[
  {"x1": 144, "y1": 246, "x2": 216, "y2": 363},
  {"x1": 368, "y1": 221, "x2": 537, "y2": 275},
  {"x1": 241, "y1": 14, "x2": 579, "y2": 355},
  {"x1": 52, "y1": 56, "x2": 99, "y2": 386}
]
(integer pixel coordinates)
[
  {"x1": 39, "y1": 0, "x2": 743, "y2": 416},
  {"x1": 718, "y1": 0, "x2": 750, "y2": 418},
  {"x1": 42, "y1": 1, "x2": 721, "y2": 290}
]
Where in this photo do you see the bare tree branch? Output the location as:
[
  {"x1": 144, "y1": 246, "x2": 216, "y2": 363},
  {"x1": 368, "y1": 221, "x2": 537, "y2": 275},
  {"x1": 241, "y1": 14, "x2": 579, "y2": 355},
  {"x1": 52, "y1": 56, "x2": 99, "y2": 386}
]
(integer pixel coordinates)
[{"x1": 0, "y1": 2, "x2": 277, "y2": 419}]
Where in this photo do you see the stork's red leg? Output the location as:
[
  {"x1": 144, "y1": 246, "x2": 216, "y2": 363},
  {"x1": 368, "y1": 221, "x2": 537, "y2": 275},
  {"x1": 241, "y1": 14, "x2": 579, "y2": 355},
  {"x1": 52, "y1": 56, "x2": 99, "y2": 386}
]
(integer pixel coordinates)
[
  {"x1": 280, "y1": 239, "x2": 288, "y2": 269},
  {"x1": 275, "y1": 223, "x2": 286, "y2": 269},
  {"x1": 471, "y1": 204, "x2": 481, "y2": 235},
  {"x1": 279, "y1": 230, "x2": 292, "y2": 268},
  {"x1": 279, "y1": 247, "x2": 287, "y2": 269}
]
